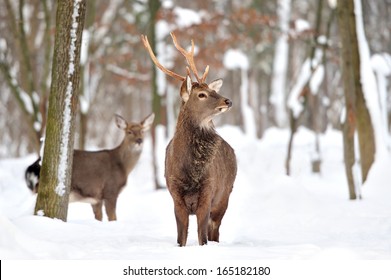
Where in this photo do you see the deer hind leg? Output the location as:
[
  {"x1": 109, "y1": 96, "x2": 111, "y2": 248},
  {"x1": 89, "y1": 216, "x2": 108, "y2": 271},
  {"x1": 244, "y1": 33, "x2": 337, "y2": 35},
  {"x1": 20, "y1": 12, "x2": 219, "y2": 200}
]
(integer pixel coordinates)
[
  {"x1": 174, "y1": 204, "x2": 189, "y2": 246},
  {"x1": 92, "y1": 201, "x2": 103, "y2": 221},
  {"x1": 104, "y1": 197, "x2": 117, "y2": 221}
]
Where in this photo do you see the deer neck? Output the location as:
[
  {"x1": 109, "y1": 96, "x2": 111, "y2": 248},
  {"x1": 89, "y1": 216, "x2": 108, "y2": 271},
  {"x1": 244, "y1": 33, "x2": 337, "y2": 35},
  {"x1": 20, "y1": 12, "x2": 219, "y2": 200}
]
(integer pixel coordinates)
[
  {"x1": 173, "y1": 111, "x2": 221, "y2": 187},
  {"x1": 114, "y1": 139, "x2": 142, "y2": 173}
]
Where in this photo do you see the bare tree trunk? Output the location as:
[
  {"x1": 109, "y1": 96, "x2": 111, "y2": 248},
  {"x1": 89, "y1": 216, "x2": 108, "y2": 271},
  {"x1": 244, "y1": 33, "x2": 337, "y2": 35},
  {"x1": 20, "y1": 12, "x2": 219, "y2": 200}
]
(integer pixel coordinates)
[
  {"x1": 35, "y1": 0, "x2": 86, "y2": 221},
  {"x1": 348, "y1": 0, "x2": 376, "y2": 183},
  {"x1": 308, "y1": 0, "x2": 324, "y2": 174},
  {"x1": 0, "y1": 0, "x2": 47, "y2": 153},
  {"x1": 286, "y1": 0, "x2": 324, "y2": 175},
  {"x1": 270, "y1": 0, "x2": 291, "y2": 127},
  {"x1": 148, "y1": 0, "x2": 164, "y2": 190},
  {"x1": 337, "y1": 0, "x2": 374, "y2": 199}
]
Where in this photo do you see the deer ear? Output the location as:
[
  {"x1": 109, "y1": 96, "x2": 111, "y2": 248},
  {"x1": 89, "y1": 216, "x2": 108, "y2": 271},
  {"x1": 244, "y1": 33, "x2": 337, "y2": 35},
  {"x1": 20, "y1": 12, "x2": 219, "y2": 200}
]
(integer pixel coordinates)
[
  {"x1": 115, "y1": 114, "x2": 127, "y2": 130},
  {"x1": 180, "y1": 75, "x2": 192, "y2": 103},
  {"x1": 142, "y1": 113, "x2": 155, "y2": 131},
  {"x1": 208, "y1": 79, "x2": 223, "y2": 92}
]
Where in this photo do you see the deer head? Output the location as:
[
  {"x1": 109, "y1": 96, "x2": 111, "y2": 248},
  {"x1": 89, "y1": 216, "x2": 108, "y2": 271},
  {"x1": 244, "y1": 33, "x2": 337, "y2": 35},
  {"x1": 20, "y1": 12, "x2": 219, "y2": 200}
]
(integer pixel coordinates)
[
  {"x1": 179, "y1": 75, "x2": 232, "y2": 128},
  {"x1": 141, "y1": 32, "x2": 231, "y2": 128},
  {"x1": 115, "y1": 113, "x2": 155, "y2": 147}
]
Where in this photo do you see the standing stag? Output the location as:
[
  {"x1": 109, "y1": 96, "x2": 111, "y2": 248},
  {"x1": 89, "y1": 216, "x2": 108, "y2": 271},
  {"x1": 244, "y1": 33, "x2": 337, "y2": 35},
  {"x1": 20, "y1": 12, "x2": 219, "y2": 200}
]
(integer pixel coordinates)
[
  {"x1": 25, "y1": 113, "x2": 154, "y2": 221},
  {"x1": 142, "y1": 33, "x2": 237, "y2": 246}
]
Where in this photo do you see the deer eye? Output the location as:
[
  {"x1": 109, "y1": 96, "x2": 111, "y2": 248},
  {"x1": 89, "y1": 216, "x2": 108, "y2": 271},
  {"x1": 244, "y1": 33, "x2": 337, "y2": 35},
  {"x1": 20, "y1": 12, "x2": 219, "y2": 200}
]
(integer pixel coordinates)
[{"x1": 198, "y1": 93, "x2": 207, "y2": 99}]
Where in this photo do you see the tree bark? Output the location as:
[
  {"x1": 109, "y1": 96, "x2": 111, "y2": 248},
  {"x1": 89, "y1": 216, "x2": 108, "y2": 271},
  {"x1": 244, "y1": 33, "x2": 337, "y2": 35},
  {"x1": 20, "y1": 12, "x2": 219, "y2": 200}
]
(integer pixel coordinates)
[
  {"x1": 347, "y1": 0, "x2": 376, "y2": 183},
  {"x1": 337, "y1": 0, "x2": 375, "y2": 199},
  {"x1": 148, "y1": 0, "x2": 164, "y2": 190},
  {"x1": 35, "y1": 0, "x2": 86, "y2": 221}
]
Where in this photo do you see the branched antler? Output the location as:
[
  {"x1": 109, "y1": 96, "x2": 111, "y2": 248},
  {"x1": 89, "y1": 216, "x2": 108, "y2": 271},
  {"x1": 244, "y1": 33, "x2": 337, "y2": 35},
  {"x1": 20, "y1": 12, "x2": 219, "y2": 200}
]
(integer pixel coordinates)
[
  {"x1": 141, "y1": 34, "x2": 185, "y2": 81},
  {"x1": 141, "y1": 32, "x2": 209, "y2": 84},
  {"x1": 170, "y1": 32, "x2": 209, "y2": 84}
]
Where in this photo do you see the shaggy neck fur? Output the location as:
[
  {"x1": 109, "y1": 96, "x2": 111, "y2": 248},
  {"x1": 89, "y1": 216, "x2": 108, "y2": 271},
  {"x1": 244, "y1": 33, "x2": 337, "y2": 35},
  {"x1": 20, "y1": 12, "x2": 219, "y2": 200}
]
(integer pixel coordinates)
[{"x1": 174, "y1": 110, "x2": 221, "y2": 194}]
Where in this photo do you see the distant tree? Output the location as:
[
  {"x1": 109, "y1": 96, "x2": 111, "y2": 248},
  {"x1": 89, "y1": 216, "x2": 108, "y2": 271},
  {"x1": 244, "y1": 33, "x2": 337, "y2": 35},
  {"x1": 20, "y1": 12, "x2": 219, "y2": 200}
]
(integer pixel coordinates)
[
  {"x1": 147, "y1": 0, "x2": 164, "y2": 190},
  {"x1": 0, "y1": 0, "x2": 54, "y2": 154},
  {"x1": 270, "y1": 0, "x2": 291, "y2": 128},
  {"x1": 337, "y1": 0, "x2": 376, "y2": 199},
  {"x1": 286, "y1": 0, "x2": 326, "y2": 175},
  {"x1": 35, "y1": 0, "x2": 86, "y2": 221}
]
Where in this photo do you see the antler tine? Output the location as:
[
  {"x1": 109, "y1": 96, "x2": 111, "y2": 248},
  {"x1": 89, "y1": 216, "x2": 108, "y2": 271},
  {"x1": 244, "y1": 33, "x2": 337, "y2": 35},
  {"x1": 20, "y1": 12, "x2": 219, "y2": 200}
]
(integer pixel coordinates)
[
  {"x1": 141, "y1": 34, "x2": 185, "y2": 82},
  {"x1": 170, "y1": 32, "x2": 209, "y2": 84},
  {"x1": 201, "y1": 65, "x2": 209, "y2": 83}
]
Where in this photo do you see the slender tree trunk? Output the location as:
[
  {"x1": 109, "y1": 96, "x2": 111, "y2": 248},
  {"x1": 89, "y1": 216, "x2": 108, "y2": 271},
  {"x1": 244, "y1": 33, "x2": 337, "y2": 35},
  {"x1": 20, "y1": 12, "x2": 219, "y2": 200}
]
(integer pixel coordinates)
[
  {"x1": 348, "y1": 0, "x2": 376, "y2": 183},
  {"x1": 270, "y1": 0, "x2": 291, "y2": 127},
  {"x1": 35, "y1": 0, "x2": 86, "y2": 221},
  {"x1": 77, "y1": 0, "x2": 96, "y2": 150},
  {"x1": 286, "y1": 0, "x2": 324, "y2": 175},
  {"x1": 309, "y1": 0, "x2": 324, "y2": 174},
  {"x1": 337, "y1": 0, "x2": 361, "y2": 199},
  {"x1": 148, "y1": 0, "x2": 164, "y2": 190},
  {"x1": 1, "y1": 0, "x2": 43, "y2": 153},
  {"x1": 337, "y1": 0, "x2": 376, "y2": 199}
]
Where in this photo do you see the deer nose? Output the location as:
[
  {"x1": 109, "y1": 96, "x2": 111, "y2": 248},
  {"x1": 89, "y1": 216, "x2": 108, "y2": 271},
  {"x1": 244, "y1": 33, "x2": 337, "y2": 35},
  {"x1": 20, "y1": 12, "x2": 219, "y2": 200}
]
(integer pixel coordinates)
[
  {"x1": 136, "y1": 138, "x2": 143, "y2": 145},
  {"x1": 224, "y1": 99, "x2": 232, "y2": 108}
]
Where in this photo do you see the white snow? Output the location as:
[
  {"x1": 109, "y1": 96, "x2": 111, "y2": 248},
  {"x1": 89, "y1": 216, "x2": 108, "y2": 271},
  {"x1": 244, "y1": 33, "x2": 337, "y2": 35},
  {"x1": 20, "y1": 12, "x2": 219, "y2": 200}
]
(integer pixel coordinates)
[
  {"x1": 223, "y1": 49, "x2": 249, "y2": 70},
  {"x1": 354, "y1": 0, "x2": 386, "y2": 155},
  {"x1": 0, "y1": 37, "x2": 7, "y2": 53},
  {"x1": 371, "y1": 53, "x2": 391, "y2": 147},
  {"x1": 1, "y1": 126, "x2": 391, "y2": 261},
  {"x1": 20, "y1": 90, "x2": 34, "y2": 114},
  {"x1": 173, "y1": 7, "x2": 201, "y2": 28},
  {"x1": 294, "y1": 18, "x2": 311, "y2": 33},
  {"x1": 309, "y1": 64, "x2": 324, "y2": 94},
  {"x1": 328, "y1": 0, "x2": 337, "y2": 9},
  {"x1": 288, "y1": 48, "x2": 323, "y2": 117},
  {"x1": 270, "y1": 0, "x2": 291, "y2": 127},
  {"x1": 80, "y1": 29, "x2": 90, "y2": 65}
]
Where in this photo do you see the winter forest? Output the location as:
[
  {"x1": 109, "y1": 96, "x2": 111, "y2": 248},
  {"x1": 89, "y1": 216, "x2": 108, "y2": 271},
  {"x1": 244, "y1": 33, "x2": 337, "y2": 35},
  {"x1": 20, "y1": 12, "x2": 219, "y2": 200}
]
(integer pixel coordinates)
[{"x1": 1, "y1": 0, "x2": 391, "y2": 264}]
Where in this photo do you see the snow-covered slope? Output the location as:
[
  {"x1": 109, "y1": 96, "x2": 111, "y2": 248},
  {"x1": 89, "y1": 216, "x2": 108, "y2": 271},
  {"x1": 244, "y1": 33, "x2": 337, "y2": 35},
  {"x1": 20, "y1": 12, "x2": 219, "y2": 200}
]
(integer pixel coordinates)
[{"x1": 1, "y1": 127, "x2": 390, "y2": 260}]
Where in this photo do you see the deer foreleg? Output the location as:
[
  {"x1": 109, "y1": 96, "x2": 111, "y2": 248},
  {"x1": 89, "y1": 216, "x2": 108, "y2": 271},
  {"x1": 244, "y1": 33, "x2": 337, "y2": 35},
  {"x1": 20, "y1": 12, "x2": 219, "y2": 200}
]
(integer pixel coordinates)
[
  {"x1": 196, "y1": 205, "x2": 211, "y2": 246},
  {"x1": 174, "y1": 203, "x2": 189, "y2": 247},
  {"x1": 104, "y1": 198, "x2": 117, "y2": 221}
]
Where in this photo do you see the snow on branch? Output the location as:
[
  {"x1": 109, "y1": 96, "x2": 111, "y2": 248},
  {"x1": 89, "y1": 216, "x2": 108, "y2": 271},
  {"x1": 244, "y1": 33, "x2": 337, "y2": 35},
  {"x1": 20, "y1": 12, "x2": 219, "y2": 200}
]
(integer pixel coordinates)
[
  {"x1": 106, "y1": 64, "x2": 149, "y2": 81},
  {"x1": 288, "y1": 49, "x2": 324, "y2": 118}
]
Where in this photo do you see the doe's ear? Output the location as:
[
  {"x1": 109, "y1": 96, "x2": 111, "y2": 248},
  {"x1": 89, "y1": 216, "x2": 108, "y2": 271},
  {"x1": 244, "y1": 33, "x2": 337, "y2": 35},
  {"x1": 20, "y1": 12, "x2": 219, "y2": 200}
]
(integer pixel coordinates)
[
  {"x1": 208, "y1": 78, "x2": 223, "y2": 92},
  {"x1": 115, "y1": 114, "x2": 127, "y2": 130},
  {"x1": 141, "y1": 113, "x2": 155, "y2": 131},
  {"x1": 180, "y1": 75, "x2": 192, "y2": 103}
]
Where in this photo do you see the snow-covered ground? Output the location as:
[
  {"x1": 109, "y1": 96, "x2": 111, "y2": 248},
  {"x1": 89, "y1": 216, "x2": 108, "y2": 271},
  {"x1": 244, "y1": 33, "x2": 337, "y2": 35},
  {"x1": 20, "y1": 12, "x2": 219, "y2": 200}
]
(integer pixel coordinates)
[{"x1": 1, "y1": 126, "x2": 391, "y2": 260}]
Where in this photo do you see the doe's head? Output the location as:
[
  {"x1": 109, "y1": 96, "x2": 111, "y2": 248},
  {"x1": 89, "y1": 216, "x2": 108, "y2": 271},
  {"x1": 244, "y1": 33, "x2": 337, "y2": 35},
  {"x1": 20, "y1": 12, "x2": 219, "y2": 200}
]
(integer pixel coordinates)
[{"x1": 115, "y1": 113, "x2": 155, "y2": 146}]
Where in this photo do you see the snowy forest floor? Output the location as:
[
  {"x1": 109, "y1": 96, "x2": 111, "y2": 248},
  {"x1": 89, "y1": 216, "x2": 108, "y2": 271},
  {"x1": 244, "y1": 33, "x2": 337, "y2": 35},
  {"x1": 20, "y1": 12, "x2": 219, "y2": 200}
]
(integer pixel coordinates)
[{"x1": 1, "y1": 126, "x2": 391, "y2": 260}]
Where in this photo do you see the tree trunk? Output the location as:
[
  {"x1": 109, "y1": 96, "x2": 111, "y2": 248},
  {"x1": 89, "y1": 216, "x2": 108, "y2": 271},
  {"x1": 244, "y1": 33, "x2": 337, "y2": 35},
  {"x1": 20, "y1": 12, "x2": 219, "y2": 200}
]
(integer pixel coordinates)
[
  {"x1": 148, "y1": 0, "x2": 164, "y2": 190},
  {"x1": 35, "y1": 0, "x2": 86, "y2": 221},
  {"x1": 347, "y1": 0, "x2": 376, "y2": 183},
  {"x1": 285, "y1": 0, "x2": 324, "y2": 176},
  {"x1": 337, "y1": 0, "x2": 375, "y2": 199},
  {"x1": 270, "y1": 0, "x2": 291, "y2": 127}
]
